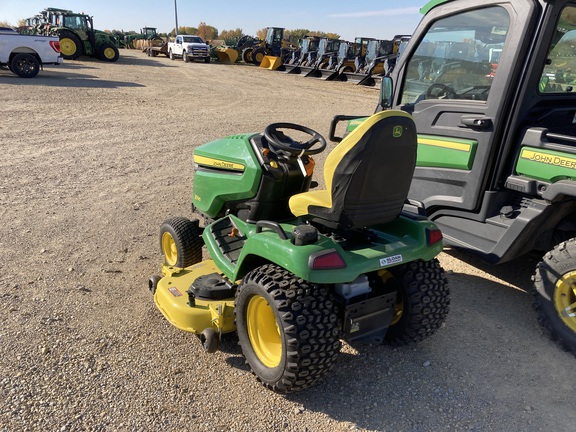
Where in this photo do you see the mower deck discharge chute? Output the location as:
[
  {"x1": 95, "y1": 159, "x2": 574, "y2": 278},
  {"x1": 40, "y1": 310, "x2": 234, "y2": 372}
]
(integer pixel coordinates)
[{"x1": 150, "y1": 110, "x2": 450, "y2": 392}]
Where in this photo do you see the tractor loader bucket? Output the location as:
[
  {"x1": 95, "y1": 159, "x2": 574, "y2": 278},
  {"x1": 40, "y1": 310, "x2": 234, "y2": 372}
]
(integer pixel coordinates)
[
  {"x1": 260, "y1": 55, "x2": 283, "y2": 70},
  {"x1": 283, "y1": 64, "x2": 302, "y2": 74},
  {"x1": 341, "y1": 72, "x2": 370, "y2": 84},
  {"x1": 214, "y1": 47, "x2": 239, "y2": 64},
  {"x1": 357, "y1": 74, "x2": 381, "y2": 87},
  {"x1": 317, "y1": 69, "x2": 339, "y2": 80}
]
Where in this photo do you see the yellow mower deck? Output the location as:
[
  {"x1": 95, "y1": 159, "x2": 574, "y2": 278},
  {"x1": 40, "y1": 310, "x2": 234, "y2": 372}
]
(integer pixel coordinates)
[{"x1": 154, "y1": 260, "x2": 236, "y2": 334}]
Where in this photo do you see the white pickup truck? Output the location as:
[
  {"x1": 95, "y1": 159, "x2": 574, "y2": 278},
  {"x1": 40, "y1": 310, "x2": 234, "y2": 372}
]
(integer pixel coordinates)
[
  {"x1": 168, "y1": 35, "x2": 211, "y2": 63},
  {"x1": 0, "y1": 28, "x2": 62, "y2": 78}
]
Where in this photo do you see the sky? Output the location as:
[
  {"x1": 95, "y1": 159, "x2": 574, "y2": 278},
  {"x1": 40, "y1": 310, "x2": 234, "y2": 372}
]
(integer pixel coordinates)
[{"x1": 1, "y1": 0, "x2": 427, "y2": 41}]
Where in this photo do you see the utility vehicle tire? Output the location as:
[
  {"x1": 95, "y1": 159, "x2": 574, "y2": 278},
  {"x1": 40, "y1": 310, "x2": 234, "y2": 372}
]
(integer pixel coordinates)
[
  {"x1": 532, "y1": 239, "x2": 576, "y2": 355},
  {"x1": 241, "y1": 47, "x2": 253, "y2": 63},
  {"x1": 250, "y1": 47, "x2": 268, "y2": 65},
  {"x1": 159, "y1": 217, "x2": 202, "y2": 268},
  {"x1": 59, "y1": 31, "x2": 83, "y2": 60},
  {"x1": 10, "y1": 53, "x2": 40, "y2": 78},
  {"x1": 384, "y1": 259, "x2": 449, "y2": 345},
  {"x1": 236, "y1": 264, "x2": 341, "y2": 392},
  {"x1": 98, "y1": 42, "x2": 119, "y2": 62},
  {"x1": 182, "y1": 51, "x2": 189, "y2": 62}
]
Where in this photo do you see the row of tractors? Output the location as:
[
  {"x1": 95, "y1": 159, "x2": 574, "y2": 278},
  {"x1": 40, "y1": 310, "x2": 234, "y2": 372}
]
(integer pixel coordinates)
[{"x1": 210, "y1": 27, "x2": 410, "y2": 87}]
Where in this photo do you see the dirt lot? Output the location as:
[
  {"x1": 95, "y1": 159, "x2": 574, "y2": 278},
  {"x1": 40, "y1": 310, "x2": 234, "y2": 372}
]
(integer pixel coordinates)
[{"x1": 1, "y1": 50, "x2": 574, "y2": 431}]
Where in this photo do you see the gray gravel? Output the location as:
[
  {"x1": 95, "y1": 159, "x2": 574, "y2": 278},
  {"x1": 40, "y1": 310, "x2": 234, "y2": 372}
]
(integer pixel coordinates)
[{"x1": 1, "y1": 50, "x2": 574, "y2": 431}]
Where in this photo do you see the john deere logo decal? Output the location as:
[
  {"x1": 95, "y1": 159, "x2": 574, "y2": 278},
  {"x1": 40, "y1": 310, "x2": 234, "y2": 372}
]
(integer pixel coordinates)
[{"x1": 393, "y1": 126, "x2": 403, "y2": 138}]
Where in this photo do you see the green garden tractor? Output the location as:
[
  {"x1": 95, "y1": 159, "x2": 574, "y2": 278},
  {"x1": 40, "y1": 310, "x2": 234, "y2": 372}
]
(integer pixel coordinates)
[{"x1": 149, "y1": 110, "x2": 450, "y2": 392}]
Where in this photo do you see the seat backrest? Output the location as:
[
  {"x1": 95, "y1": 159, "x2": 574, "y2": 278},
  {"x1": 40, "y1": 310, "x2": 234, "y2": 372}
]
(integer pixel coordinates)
[{"x1": 310, "y1": 110, "x2": 417, "y2": 229}]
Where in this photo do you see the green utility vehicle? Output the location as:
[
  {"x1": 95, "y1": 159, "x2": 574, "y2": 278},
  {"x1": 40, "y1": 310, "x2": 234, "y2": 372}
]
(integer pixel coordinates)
[
  {"x1": 149, "y1": 111, "x2": 450, "y2": 392},
  {"x1": 40, "y1": 8, "x2": 119, "y2": 62},
  {"x1": 336, "y1": 0, "x2": 576, "y2": 355}
]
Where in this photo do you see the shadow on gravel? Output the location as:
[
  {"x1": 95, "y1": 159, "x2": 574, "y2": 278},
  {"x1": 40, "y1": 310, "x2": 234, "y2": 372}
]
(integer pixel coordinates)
[
  {"x1": 443, "y1": 246, "x2": 537, "y2": 291},
  {"x1": 279, "y1": 263, "x2": 560, "y2": 430},
  {"x1": 0, "y1": 71, "x2": 145, "y2": 88}
]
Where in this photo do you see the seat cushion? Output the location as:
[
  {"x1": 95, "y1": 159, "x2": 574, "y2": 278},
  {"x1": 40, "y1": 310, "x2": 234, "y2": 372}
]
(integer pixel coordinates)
[{"x1": 289, "y1": 189, "x2": 331, "y2": 217}]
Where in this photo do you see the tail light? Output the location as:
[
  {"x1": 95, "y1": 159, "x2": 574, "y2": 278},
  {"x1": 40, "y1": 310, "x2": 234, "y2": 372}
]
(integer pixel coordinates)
[
  {"x1": 309, "y1": 249, "x2": 346, "y2": 270},
  {"x1": 426, "y1": 228, "x2": 443, "y2": 246},
  {"x1": 50, "y1": 41, "x2": 60, "y2": 53}
]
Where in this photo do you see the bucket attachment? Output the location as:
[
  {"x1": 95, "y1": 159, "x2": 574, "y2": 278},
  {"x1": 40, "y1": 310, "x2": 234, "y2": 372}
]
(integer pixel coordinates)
[
  {"x1": 214, "y1": 47, "x2": 239, "y2": 64},
  {"x1": 260, "y1": 55, "x2": 283, "y2": 70}
]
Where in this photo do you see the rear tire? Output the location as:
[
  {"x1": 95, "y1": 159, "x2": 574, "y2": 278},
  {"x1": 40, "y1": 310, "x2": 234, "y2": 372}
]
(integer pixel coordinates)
[
  {"x1": 235, "y1": 264, "x2": 341, "y2": 392},
  {"x1": 532, "y1": 239, "x2": 576, "y2": 355},
  {"x1": 10, "y1": 53, "x2": 40, "y2": 78},
  {"x1": 59, "y1": 30, "x2": 83, "y2": 60},
  {"x1": 384, "y1": 259, "x2": 450, "y2": 345},
  {"x1": 159, "y1": 217, "x2": 202, "y2": 268}
]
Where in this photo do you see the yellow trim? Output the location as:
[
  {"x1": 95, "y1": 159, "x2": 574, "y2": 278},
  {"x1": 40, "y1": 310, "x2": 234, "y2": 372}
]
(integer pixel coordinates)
[
  {"x1": 194, "y1": 155, "x2": 245, "y2": 171},
  {"x1": 418, "y1": 137, "x2": 471, "y2": 152},
  {"x1": 521, "y1": 149, "x2": 576, "y2": 169},
  {"x1": 289, "y1": 110, "x2": 413, "y2": 217}
]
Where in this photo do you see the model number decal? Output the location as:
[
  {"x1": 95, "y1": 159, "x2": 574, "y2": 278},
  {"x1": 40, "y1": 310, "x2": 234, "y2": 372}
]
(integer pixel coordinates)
[
  {"x1": 168, "y1": 287, "x2": 182, "y2": 297},
  {"x1": 380, "y1": 255, "x2": 403, "y2": 267}
]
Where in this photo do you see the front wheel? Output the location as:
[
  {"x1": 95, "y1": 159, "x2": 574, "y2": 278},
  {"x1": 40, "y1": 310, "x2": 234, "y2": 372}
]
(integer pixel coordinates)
[
  {"x1": 98, "y1": 42, "x2": 119, "y2": 62},
  {"x1": 235, "y1": 264, "x2": 341, "y2": 392},
  {"x1": 182, "y1": 51, "x2": 189, "y2": 62},
  {"x1": 533, "y1": 239, "x2": 576, "y2": 355},
  {"x1": 10, "y1": 53, "x2": 40, "y2": 78},
  {"x1": 159, "y1": 217, "x2": 202, "y2": 268},
  {"x1": 169, "y1": 49, "x2": 174, "y2": 60},
  {"x1": 384, "y1": 259, "x2": 450, "y2": 345}
]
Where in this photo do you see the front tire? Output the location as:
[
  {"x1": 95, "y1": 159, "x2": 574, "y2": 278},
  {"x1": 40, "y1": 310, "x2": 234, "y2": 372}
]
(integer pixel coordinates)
[
  {"x1": 159, "y1": 217, "x2": 202, "y2": 268},
  {"x1": 533, "y1": 239, "x2": 576, "y2": 355},
  {"x1": 183, "y1": 51, "x2": 189, "y2": 62},
  {"x1": 10, "y1": 53, "x2": 40, "y2": 78},
  {"x1": 169, "y1": 49, "x2": 174, "y2": 60},
  {"x1": 235, "y1": 264, "x2": 341, "y2": 392},
  {"x1": 250, "y1": 47, "x2": 269, "y2": 65},
  {"x1": 98, "y1": 42, "x2": 119, "y2": 62},
  {"x1": 384, "y1": 259, "x2": 450, "y2": 345}
]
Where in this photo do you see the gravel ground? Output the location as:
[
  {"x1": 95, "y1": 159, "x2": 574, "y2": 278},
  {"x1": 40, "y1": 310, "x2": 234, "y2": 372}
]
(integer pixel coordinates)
[{"x1": 1, "y1": 50, "x2": 574, "y2": 432}]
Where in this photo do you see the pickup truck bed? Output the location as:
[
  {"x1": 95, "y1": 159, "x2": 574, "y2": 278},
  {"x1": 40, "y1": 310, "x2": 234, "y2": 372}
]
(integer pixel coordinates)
[{"x1": 0, "y1": 33, "x2": 62, "y2": 78}]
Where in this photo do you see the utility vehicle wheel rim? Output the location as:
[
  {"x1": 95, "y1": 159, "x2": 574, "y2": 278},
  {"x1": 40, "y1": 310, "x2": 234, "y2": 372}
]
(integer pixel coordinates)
[
  {"x1": 554, "y1": 271, "x2": 576, "y2": 332},
  {"x1": 161, "y1": 232, "x2": 178, "y2": 266},
  {"x1": 60, "y1": 38, "x2": 77, "y2": 56},
  {"x1": 103, "y1": 47, "x2": 116, "y2": 60},
  {"x1": 247, "y1": 295, "x2": 281, "y2": 368}
]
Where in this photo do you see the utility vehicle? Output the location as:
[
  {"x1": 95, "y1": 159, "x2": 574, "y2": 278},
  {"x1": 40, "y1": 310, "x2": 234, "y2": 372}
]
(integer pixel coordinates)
[
  {"x1": 149, "y1": 111, "x2": 450, "y2": 392},
  {"x1": 337, "y1": 0, "x2": 576, "y2": 355}
]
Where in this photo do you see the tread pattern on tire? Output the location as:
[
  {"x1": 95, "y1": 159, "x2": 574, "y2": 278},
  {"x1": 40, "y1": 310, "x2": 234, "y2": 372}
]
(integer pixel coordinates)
[
  {"x1": 160, "y1": 217, "x2": 202, "y2": 268},
  {"x1": 385, "y1": 259, "x2": 450, "y2": 346},
  {"x1": 532, "y1": 238, "x2": 576, "y2": 356},
  {"x1": 236, "y1": 264, "x2": 341, "y2": 392}
]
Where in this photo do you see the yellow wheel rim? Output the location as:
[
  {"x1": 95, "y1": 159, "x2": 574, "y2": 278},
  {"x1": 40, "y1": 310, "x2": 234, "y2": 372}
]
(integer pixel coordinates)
[
  {"x1": 254, "y1": 52, "x2": 264, "y2": 63},
  {"x1": 161, "y1": 232, "x2": 178, "y2": 266},
  {"x1": 103, "y1": 47, "x2": 116, "y2": 59},
  {"x1": 554, "y1": 271, "x2": 576, "y2": 332},
  {"x1": 247, "y1": 295, "x2": 282, "y2": 368},
  {"x1": 60, "y1": 38, "x2": 77, "y2": 56}
]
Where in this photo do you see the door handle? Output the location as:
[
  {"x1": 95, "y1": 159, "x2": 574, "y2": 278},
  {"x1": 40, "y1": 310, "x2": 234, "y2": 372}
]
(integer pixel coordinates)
[{"x1": 460, "y1": 116, "x2": 492, "y2": 129}]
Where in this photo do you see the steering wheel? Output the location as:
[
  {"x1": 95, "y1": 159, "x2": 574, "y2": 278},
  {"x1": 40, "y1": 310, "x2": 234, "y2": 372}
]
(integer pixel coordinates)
[
  {"x1": 264, "y1": 123, "x2": 326, "y2": 156},
  {"x1": 426, "y1": 83, "x2": 457, "y2": 100}
]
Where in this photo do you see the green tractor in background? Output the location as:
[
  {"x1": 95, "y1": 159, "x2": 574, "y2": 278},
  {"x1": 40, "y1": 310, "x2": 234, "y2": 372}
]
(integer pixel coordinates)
[
  {"x1": 124, "y1": 27, "x2": 161, "y2": 49},
  {"x1": 39, "y1": 8, "x2": 119, "y2": 62}
]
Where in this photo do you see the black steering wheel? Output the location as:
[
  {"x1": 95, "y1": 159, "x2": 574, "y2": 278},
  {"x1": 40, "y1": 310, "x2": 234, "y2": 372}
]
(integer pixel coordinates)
[
  {"x1": 426, "y1": 83, "x2": 457, "y2": 100},
  {"x1": 264, "y1": 123, "x2": 326, "y2": 156}
]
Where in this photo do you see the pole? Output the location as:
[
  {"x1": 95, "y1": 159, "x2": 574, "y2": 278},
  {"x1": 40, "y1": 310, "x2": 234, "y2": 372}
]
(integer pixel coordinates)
[{"x1": 174, "y1": 0, "x2": 179, "y2": 36}]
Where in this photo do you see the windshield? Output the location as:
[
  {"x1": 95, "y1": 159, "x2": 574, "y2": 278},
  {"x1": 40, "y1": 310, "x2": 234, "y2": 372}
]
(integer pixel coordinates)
[
  {"x1": 183, "y1": 36, "x2": 204, "y2": 44},
  {"x1": 539, "y1": 5, "x2": 576, "y2": 93}
]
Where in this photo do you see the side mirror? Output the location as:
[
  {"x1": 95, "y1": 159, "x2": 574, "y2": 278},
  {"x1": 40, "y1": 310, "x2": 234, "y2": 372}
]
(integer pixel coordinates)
[{"x1": 380, "y1": 76, "x2": 393, "y2": 109}]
